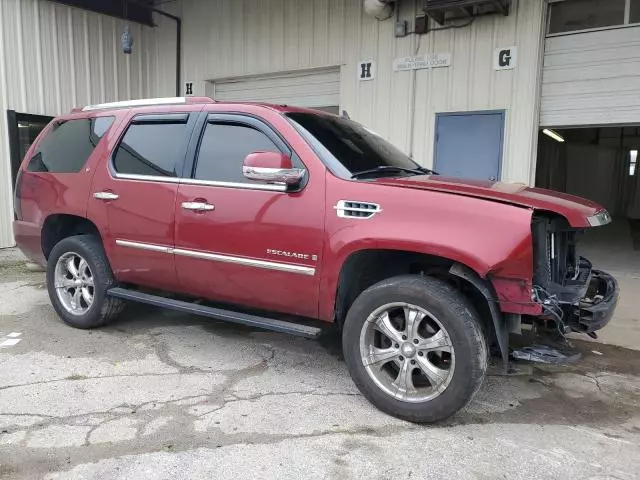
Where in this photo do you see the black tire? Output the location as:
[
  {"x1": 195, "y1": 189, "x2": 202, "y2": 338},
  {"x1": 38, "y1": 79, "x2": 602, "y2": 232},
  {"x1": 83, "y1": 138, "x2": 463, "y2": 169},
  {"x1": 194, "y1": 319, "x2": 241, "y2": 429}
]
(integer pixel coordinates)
[
  {"x1": 46, "y1": 234, "x2": 124, "y2": 329},
  {"x1": 342, "y1": 275, "x2": 487, "y2": 423}
]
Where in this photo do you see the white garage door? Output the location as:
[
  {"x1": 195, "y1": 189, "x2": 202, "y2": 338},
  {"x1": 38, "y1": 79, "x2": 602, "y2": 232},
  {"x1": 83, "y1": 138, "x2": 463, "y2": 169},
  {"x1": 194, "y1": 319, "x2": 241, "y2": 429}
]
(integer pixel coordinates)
[
  {"x1": 210, "y1": 69, "x2": 340, "y2": 112},
  {"x1": 540, "y1": 26, "x2": 640, "y2": 127}
]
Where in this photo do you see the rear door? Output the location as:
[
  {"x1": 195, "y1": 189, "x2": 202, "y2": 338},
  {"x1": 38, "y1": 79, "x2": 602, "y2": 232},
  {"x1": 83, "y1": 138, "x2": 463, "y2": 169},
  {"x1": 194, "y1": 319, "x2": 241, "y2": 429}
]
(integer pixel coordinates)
[
  {"x1": 88, "y1": 110, "x2": 199, "y2": 291},
  {"x1": 173, "y1": 112, "x2": 325, "y2": 318}
]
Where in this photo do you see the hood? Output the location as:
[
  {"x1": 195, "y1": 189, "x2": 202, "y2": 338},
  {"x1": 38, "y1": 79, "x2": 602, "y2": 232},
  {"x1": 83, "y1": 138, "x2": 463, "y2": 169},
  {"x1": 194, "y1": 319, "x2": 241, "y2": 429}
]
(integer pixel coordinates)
[{"x1": 372, "y1": 176, "x2": 607, "y2": 228}]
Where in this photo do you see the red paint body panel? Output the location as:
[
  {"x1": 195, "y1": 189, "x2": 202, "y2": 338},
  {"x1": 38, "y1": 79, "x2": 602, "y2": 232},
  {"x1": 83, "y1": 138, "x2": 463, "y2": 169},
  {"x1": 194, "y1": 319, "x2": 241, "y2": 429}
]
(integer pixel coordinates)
[
  {"x1": 173, "y1": 105, "x2": 327, "y2": 318},
  {"x1": 13, "y1": 100, "x2": 608, "y2": 325},
  {"x1": 12, "y1": 220, "x2": 45, "y2": 265},
  {"x1": 86, "y1": 105, "x2": 204, "y2": 292},
  {"x1": 372, "y1": 176, "x2": 602, "y2": 227},
  {"x1": 318, "y1": 173, "x2": 539, "y2": 321},
  {"x1": 88, "y1": 175, "x2": 180, "y2": 292},
  {"x1": 244, "y1": 151, "x2": 292, "y2": 169},
  {"x1": 12, "y1": 111, "x2": 126, "y2": 265},
  {"x1": 173, "y1": 185, "x2": 324, "y2": 317}
]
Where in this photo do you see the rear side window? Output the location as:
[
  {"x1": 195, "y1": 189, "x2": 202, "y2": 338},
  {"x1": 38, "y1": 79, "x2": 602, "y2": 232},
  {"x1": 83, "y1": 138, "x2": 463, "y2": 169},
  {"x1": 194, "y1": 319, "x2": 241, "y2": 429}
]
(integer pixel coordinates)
[
  {"x1": 27, "y1": 117, "x2": 115, "y2": 173},
  {"x1": 113, "y1": 115, "x2": 190, "y2": 177}
]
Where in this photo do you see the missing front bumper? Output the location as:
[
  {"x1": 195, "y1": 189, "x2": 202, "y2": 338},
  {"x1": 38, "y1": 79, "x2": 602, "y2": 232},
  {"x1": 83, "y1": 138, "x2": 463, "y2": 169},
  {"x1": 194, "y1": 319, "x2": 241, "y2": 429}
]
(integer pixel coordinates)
[{"x1": 569, "y1": 270, "x2": 619, "y2": 333}]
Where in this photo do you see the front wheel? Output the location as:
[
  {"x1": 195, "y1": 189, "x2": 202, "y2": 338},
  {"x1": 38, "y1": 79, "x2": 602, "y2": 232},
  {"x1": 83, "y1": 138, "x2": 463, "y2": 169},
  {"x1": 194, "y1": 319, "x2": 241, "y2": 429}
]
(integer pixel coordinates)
[{"x1": 342, "y1": 275, "x2": 487, "y2": 423}]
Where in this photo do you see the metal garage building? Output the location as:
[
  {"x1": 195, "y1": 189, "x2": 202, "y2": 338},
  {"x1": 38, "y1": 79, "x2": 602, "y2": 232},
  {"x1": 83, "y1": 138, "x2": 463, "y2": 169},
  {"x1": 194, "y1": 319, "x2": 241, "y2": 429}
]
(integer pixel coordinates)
[
  {"x1": 0, "y1": 0, "x2": 176, "y2": 248},
  {"x1": 184, "y1": 0, "x2": 545, "y2": 186},
  {"x1": 536, "y1": 0, "x2": 640, "y2": 265},
  {"x1": 1, "y1": 0, "x2": 639, "y2": 253}
]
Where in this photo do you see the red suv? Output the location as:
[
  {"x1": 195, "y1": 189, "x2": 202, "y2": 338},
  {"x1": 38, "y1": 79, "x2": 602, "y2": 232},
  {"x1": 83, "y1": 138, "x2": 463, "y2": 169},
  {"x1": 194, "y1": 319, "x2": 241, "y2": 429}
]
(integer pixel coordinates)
[{"x1": 13, "y1": 97, "x2": 618, "y2": 423}]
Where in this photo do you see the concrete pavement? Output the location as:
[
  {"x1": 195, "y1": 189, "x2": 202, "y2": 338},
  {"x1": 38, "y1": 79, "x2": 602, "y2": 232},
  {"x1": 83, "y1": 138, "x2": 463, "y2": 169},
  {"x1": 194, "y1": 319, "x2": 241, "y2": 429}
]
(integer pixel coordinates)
[{"x1": 1, "y1": 250, "x2": 639, "y2": 479}]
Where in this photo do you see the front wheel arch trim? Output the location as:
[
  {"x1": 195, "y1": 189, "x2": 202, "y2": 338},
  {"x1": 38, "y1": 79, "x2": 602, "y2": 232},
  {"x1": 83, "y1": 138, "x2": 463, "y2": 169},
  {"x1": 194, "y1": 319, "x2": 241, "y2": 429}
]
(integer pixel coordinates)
[{"x1": 448, "y1": 263, "x2": 510, "y2": 369}]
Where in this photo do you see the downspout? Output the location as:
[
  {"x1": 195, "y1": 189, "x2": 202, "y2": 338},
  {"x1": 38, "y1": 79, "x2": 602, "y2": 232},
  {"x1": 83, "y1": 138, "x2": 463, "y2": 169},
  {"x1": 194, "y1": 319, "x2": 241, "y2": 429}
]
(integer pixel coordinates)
[
  {"x1": 408, "y1": 0, "x2": 420, "y2": 159},
  {"x1": 131, "y1": 0, "x2": 182, "y2": 97}
]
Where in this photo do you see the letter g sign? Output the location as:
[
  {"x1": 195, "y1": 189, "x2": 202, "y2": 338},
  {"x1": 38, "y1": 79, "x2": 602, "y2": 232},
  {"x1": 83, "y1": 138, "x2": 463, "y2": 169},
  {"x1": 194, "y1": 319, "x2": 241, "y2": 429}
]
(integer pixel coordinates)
[
  {"x1": 499, "y1": 50, "x2": 511, "y2": 67},
  {"x1": 494, "y1": 46, "x2": 517, "y2": 71}
]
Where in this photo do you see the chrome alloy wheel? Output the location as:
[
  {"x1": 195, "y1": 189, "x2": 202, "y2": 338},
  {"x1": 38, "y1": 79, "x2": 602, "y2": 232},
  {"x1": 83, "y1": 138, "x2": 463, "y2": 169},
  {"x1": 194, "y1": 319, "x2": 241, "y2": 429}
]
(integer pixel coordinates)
[
  {"x1": 359, "y1": 302, "x2": 455, "y2": 403},
  {"x1": 54, "y1": 252, "x2": 95, "y2": 316}
]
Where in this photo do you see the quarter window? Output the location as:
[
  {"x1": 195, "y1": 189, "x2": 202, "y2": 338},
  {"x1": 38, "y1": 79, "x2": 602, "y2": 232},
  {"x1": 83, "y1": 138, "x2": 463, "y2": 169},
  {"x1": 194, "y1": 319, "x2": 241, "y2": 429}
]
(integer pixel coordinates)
[
  {"x1": 27, "y1": 117, "x2": 114, "y2": 173},
  {"x1": 113, "y1": 119, "x2": 189, "y2": 177},
  {"x1": 194, "y1": 122, "x2": 281, "y2": 183}
]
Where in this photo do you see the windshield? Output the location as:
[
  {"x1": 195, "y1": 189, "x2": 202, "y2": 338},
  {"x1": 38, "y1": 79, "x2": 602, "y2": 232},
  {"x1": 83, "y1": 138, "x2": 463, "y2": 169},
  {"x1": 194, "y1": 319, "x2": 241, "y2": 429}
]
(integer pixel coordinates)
[{"x1": 286, "y1": 112, "x2": 423, "y2": 179}]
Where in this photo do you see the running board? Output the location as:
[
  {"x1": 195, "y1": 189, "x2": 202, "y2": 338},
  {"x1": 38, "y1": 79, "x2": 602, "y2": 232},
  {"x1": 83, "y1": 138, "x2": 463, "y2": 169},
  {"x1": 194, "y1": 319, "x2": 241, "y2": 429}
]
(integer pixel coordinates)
[{"x1": 107, "y1": 287, "x2": 322, "y2": 339}]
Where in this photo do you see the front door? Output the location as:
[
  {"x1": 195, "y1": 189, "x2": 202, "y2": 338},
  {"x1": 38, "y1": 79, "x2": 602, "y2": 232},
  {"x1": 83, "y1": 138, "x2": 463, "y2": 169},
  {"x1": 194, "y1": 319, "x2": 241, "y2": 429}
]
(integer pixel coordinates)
[
  {"x1": 434, "y1": 111, "x2": 505, "y2": 181},
  {"x1": 173, "y1": 113, "x2": 325, "y2": 318},
  {"x1": 89, "y1": 110, "x2": 199, "y2": 292}
]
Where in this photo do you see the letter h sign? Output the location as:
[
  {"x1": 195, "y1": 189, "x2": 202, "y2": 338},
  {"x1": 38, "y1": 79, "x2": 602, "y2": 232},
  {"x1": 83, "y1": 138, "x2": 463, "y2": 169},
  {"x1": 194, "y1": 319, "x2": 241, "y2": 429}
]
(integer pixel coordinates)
[{"x1": 358, "y1": 61, "x2": 375, "y2": 81}]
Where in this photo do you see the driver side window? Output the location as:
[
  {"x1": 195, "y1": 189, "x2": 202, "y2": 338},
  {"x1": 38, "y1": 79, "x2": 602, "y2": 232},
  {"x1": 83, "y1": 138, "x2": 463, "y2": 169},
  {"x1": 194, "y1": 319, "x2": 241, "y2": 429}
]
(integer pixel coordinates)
[{"x1": 194, "y1": 122, "x2": 280, "y2": 183}]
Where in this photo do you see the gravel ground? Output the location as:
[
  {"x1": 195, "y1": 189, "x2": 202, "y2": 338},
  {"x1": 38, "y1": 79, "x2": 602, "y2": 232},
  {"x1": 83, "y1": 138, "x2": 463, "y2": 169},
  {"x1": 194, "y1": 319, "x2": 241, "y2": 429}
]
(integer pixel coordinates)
[{"x1": 1, "y1": 253, "x2": 639, "y2": 479}]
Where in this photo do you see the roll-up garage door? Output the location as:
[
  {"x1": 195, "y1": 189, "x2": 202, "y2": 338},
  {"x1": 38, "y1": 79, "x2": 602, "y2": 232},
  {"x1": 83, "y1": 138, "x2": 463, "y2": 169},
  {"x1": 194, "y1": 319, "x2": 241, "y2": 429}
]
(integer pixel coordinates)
[
  {"x1": 210, "y1": 69, "x2": 340, "y2": 112},
  {"x1": 540, "y1": 27, "x2": 640, "y2": 127}
]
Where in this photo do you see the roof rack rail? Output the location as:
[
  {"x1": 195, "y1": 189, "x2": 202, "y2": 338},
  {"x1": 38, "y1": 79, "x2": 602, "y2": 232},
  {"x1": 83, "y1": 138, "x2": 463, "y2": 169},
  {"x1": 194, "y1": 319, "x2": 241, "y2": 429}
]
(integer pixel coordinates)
[{"x1": 73, "y1": 96, "x2": 214, "y2": 113}]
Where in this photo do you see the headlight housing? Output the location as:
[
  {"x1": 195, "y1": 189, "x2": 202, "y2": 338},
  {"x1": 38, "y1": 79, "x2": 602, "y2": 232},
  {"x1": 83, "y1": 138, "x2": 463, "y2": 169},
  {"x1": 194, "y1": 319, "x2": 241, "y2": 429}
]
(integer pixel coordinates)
[{"x1": 587, "y1": 210, "x2": 612, "y2": 227}]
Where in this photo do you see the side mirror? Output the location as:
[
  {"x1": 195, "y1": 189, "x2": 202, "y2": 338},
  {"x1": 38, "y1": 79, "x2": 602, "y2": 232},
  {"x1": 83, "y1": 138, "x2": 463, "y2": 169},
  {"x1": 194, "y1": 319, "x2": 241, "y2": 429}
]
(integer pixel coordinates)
[{"x1": 242, "y1": 151, "x2": 306, "y2": 188}]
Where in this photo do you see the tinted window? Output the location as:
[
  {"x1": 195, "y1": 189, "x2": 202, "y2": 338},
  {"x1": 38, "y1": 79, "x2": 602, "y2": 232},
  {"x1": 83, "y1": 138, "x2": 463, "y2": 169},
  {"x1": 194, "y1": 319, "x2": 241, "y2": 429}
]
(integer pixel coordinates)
[
  {"x1": 286, "y1": 112, "x2": 420, "y2": 178},
  {"x1": 548, "y1": 0, "x2": 625, "y2": 34},
  {"x1": 113, "y1": 122, "x2": 189, "y2": 177},
  {"x1": 27, "y1": 117, "x2": 114, "y2": 173},
  {"x1": 631, "y1": 0, "x2": 640, "y2": 23},
  {"x1": 194, "y1": 123, "x2": 280, "y2": 182}
]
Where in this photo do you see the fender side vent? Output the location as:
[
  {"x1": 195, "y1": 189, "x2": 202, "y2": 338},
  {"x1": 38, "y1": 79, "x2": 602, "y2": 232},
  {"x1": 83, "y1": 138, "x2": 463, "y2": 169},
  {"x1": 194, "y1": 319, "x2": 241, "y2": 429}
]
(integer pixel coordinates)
[{"x1": 335, "y1": 200, "x2": 382, "y2": 219}]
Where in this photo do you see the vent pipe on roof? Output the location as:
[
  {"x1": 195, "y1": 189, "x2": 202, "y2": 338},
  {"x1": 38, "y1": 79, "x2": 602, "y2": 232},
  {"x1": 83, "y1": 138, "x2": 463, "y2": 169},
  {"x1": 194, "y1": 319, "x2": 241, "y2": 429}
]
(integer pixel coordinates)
[{"x1": 364, "y1": 0, "x2": 395, "y2": 20}]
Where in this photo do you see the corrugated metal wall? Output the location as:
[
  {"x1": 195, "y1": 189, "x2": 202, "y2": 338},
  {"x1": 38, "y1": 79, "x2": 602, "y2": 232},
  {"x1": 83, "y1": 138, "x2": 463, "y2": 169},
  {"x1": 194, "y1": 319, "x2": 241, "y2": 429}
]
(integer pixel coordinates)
[
  {"x1": 0, "y1": 0, "x2": 175, "y2": 248},
  {"x1": 181, "y1": 0, "x2": 545, "y2": 184},
  {"x1": 541, "y1": 26, "x2": 640, "y2": 127}
]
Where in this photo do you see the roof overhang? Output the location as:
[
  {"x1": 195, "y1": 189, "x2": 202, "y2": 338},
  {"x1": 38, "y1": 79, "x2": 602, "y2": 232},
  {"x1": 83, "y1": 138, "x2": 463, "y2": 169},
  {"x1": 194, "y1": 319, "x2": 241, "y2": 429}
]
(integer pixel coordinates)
[{"x1": 46, "y1": 0, "x2": 158, "y2": 26}]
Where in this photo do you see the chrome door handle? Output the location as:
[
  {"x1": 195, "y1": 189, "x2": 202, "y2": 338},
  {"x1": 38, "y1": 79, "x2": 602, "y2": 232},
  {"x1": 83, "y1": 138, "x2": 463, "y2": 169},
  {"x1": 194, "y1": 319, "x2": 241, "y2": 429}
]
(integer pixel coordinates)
[
  {"x1": 93, "y1": 191, "x2": 119, "y2": 201},
  {"x1": 182, "y1": 201, "x2": 215, "y2": 212}
]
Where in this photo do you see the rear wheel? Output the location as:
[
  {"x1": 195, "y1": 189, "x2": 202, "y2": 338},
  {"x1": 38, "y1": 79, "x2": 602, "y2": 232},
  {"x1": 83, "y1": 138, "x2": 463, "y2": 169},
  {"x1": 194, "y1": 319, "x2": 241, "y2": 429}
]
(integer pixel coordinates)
[
  {"x1": 342, "y1": 275, "x2": 487, "y2": 423},
  {"x1": 46, "y1": 235, "x2": 123, "y2": 328}
]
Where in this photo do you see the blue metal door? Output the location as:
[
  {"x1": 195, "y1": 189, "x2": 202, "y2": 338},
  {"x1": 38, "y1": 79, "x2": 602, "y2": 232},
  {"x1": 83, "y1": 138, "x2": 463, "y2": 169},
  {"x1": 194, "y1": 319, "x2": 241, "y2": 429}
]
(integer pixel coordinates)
[{"x1": 434, "y1": 111, "x2": 505, "y2": 181}]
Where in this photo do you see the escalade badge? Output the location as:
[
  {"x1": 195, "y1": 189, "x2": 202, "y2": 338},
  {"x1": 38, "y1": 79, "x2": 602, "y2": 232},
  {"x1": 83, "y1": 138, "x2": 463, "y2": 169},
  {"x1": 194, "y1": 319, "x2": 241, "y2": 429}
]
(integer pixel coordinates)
[{"x1": 267, "y1": 249, "x2": 317, "y2": 261}]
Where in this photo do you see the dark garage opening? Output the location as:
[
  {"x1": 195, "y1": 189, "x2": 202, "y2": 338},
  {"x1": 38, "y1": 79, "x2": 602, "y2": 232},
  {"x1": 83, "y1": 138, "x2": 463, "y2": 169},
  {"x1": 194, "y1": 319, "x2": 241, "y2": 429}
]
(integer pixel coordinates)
[
  {"x1": 6, "y1": 110, "x2": 53, "y2": 188},
  {"x1": 535, "y1": 126, "x2": 640, "y2": 272}
]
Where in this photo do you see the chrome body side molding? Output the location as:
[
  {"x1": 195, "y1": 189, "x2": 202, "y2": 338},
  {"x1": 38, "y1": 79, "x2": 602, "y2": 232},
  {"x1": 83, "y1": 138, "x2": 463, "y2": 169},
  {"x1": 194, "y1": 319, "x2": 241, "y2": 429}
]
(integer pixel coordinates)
[{"x1": 115, "y1": 239, "x2": 315, "y2": 276}]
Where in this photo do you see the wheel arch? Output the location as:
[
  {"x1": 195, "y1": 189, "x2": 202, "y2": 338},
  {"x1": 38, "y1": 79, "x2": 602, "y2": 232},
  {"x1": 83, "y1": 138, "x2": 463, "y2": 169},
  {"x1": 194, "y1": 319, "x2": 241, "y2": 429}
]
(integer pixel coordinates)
[
  {"x1": 325, "y1": 247, "x2": 510, "y2": 367},
  {"x1": 327, "y1": 247, "x2": 493, "y2": 332},
  {"x1": 41, "y1": 214, "x2": 103, "y2": 260}
]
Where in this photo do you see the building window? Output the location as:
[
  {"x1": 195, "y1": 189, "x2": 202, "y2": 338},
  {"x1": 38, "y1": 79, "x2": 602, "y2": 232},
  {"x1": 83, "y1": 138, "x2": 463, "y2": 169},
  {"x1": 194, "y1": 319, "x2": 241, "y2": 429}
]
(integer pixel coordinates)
[
  {"x1": 630, "y1": 150, "x2": 638, "y2": 176},
  {"x1": 548, "y1": 0, "x2": 637, "y2": 35},
  {"x1": 631, "y1": 0, "x2": 640, "y2": 23}
]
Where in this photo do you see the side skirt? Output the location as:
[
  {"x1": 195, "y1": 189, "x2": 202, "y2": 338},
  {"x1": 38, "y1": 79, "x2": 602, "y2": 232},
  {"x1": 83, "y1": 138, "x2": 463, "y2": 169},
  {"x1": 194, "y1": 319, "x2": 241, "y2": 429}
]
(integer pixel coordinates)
[{"x1": 107, "y1": 287, "x2": 323, "y2": 339}]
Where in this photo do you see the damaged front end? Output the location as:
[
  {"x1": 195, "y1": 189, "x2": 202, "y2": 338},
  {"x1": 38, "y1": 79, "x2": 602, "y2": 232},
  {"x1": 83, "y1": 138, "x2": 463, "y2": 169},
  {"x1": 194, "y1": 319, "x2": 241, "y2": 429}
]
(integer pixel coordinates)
[
  {"x1": 529, "y1": 213, "x2": 619, "y2": 338},
  {"x1": 452, "y1": 210, "x2": 619, "y2": 369}
]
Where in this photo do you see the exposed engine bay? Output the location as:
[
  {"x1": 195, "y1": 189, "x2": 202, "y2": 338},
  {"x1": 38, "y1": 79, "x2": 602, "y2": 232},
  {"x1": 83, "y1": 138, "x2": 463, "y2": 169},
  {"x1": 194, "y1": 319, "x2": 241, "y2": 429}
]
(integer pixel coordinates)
[{"x1": 528, "y1": 213, "x2": 619, "y2": 338}]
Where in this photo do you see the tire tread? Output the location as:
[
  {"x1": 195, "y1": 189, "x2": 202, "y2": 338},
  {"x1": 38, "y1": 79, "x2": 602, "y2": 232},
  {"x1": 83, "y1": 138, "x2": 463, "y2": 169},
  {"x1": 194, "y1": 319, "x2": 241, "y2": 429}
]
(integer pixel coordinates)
[
  {"x1": 46, "y1": 234, "x2": 123, "y2": 329},
  {"x1": 342, "y1": 274, "x2": 488, "y2": 423}
]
